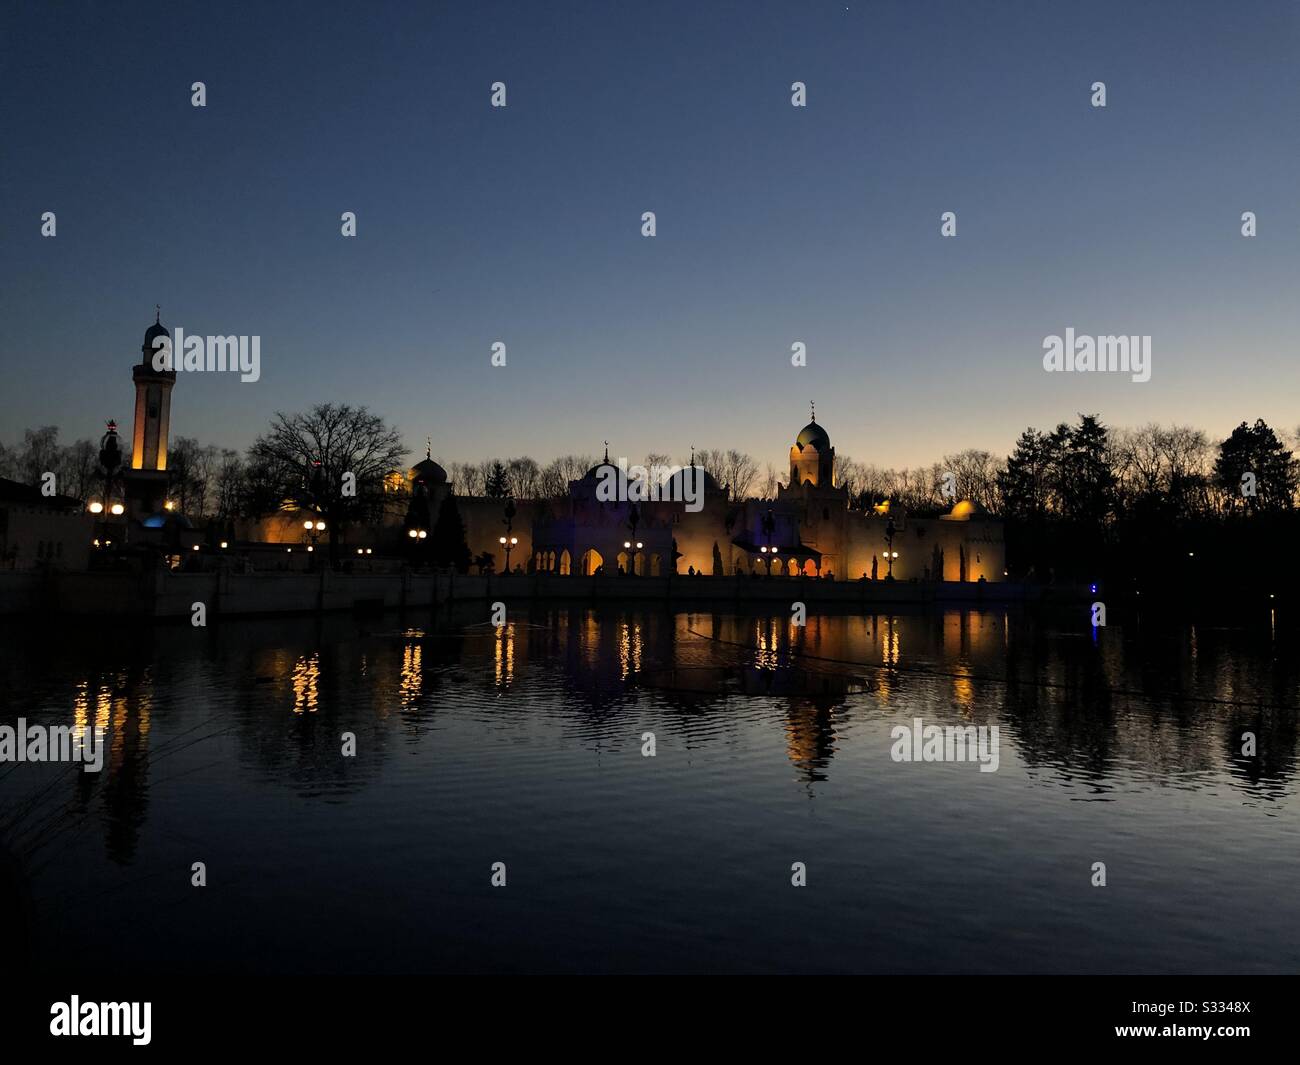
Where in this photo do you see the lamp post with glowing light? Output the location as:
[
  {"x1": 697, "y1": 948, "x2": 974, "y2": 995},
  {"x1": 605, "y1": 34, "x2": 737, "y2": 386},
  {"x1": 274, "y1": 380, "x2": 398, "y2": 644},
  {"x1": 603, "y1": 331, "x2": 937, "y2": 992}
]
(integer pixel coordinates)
[
  {"x1": 619, "y1": 539, "x2": 644, "y2": 576},
  {"x1": 499, "y1": 534, "x2": 518, "y2": 573},
  {"x1": 87, "y1": 420, "x2": 127, "y2": 549},
  {"x1": 303, "y1": 517, "x2": 326, "y2": 568},
  {"x1": 500, "y1": 498, "x2": 518, "y2": 573},
  {"x1": 760, "y1": 508, "x2": 777, "y2": 575},
  {"x1": 885, "y1": 518, "x2": 897, "y2": 581},
  {"x1": 623, "y1": 503, "x2": 644, "y2": 575},
  {"x1": 407, "y1": 526, "x2": 429, "y2": 568}
]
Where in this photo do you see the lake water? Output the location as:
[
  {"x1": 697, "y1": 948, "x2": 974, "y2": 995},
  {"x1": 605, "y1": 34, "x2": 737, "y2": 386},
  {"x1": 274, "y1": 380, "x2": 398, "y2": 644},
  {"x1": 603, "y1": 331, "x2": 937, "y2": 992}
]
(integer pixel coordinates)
[{"x1": 2, "y1": 603, "x2": 1297, "y2": 974}]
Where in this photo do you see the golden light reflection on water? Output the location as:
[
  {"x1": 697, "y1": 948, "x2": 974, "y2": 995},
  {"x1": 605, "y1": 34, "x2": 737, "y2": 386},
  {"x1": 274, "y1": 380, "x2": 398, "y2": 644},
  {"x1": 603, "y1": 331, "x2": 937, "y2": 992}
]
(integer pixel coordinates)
[
  {"x1": 618, "y1": 619, "x2": 643, "y2": 679},
  {"x1": 952, "y1": 667, "x2": 974, "y2": 714},
  {"x1": 72, "y1": 676, "x2": 142, "y2": 745},
  {"x1": 882, "y1": 617, "x2": 900, "y2": 667},
  {"x1": 96, "y1": 685, "x2": 112, "y2": 734},
  {"x1": 581, "y1": 611, "x2": 600, "y2": 670},
  {"x1": 292, "y1": 653, "x2": 320, "y2": 713},
  {"x1": 73, "y1": 679, "x2": 89, "y2": 741},
  {"x1": 755, "y1": 617, "x2": 780, "y2": 671},
  {"x1": 495, "y1": 623, "x2": 515, "y2": 687},
  {"x1": 400, "y1": 642, "x2": 423, "y2": 708}
]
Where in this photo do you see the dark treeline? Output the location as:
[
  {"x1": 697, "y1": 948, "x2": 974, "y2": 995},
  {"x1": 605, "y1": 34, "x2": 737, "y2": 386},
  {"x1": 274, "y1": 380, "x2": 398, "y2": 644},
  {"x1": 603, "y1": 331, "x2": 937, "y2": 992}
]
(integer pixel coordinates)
[{"x1": 997, "y1": 415, "x2": 1299, "y2": 595}]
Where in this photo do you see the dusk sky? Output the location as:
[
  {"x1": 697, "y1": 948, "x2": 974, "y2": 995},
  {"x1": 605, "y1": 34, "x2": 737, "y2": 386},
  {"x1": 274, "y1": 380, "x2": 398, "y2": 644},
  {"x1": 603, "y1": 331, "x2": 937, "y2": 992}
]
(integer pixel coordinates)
[{"x1": 4, "y1": 0, "x2": 1298, "y2": 471}]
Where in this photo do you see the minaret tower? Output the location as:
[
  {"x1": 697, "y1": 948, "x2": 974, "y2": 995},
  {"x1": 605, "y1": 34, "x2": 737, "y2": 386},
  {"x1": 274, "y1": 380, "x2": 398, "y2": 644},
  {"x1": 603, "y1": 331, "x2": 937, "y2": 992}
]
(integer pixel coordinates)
[{"x1": 123, "y1": 307, "x2": 176, "y2": 518}]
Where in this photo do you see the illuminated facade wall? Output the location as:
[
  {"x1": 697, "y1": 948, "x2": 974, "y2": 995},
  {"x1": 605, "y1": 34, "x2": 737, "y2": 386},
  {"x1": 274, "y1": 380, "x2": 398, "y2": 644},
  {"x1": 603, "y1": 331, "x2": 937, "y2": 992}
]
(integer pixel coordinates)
[{"x1": 231, "y1": 416, "x2": 1004, "y2": 582}]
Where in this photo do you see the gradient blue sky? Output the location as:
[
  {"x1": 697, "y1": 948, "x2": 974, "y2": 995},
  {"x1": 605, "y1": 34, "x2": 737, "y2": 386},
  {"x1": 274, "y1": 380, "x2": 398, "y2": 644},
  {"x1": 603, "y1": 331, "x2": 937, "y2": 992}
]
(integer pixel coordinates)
[{"x1": 3, "y1": 0, "x2": 1298, "y2": 470}]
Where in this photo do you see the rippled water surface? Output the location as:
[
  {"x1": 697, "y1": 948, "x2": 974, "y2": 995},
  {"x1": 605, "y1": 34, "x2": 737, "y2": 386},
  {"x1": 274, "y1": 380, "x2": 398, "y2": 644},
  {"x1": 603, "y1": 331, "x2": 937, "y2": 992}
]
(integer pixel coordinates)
[{"x1": 2, "y1": 603, "x2": 1297, "y2": 974}]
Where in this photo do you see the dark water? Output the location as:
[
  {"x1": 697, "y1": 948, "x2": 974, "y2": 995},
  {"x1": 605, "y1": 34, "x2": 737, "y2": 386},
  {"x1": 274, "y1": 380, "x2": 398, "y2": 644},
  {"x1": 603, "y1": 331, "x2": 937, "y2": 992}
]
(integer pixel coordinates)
[{"x1": 1, "y1": 602, "x2": 1298, "y2": 974}]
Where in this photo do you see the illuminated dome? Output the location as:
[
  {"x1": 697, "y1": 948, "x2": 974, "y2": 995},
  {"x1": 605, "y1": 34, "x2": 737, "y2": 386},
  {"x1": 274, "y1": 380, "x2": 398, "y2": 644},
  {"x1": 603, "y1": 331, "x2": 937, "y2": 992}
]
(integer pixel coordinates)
[
  {"x1": 795, "y1": 421, "x2": 829, "y2": 450},
  {"x1": 944, "y1": 499, "x2": 985, "y2": 521}
]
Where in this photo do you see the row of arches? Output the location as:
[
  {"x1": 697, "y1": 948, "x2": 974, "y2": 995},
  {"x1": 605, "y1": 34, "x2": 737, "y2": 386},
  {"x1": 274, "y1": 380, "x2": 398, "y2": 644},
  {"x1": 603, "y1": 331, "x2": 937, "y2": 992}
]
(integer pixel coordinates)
[
  {"x1": 738, "y1": 555, "x2": 821, "y2": 577},
  {"x1": 532, "y1": 549, "x2": 572, "y2": 575},
  {"x1": 531, "y1": 548, "x2": 664, "y2": 577},
  {"x1": 527, "y1": 546, "x2": 821, "y2": 577}
]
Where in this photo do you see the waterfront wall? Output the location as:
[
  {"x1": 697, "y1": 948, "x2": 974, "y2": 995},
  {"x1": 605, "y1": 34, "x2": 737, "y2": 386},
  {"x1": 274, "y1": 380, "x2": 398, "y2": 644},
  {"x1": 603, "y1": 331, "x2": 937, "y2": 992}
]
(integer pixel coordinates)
[{"x1": 0, "y1": 568, "x2": 1047, "y2": 619}]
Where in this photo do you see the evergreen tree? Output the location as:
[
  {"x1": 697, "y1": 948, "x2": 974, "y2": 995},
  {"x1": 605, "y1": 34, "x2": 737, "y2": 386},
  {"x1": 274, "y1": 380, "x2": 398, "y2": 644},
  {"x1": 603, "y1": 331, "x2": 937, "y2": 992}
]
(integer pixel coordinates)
[
  {"x1": 485, "y1": 461, "x2": 510, "y2": 499},
  {"x1": 1213, "y1": 419, "x2": 1298, "y2": 513},
  {"x1": 430, "y1": 495, "x2": 472, "y2": 572},
  {"x1": 996, "y1": 429, "x2": 1051, "y2": 521},
  {"x1": 1053, "y1": 414, "x2": 1115, "y2": 527}
]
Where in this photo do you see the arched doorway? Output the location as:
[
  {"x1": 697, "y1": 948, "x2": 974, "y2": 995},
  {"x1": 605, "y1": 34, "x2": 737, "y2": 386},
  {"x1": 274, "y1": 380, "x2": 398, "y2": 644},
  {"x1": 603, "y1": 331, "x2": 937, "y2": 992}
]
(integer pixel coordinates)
[
  {"x1": 580, "y1": 548, "x2": 604, "y2": 575},
  {"x1": 802, "y1": 558, "x2": 818, "y2": 577},
  {"x1": 559, "y1": 549, "x2": 571, "y2": 575}
]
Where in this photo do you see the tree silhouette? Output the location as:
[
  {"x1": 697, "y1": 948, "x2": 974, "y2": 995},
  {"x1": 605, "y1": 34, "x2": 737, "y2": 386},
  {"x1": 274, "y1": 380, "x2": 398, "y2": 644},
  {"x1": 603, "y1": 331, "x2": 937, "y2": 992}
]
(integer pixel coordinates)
[
  {"x1": 997, "y1": 429, "x2": 1052, "y2": 521},
  {"x1": 245, "y1": 403, "x2": 406, "y2": 566},
  {"x1": 430, "y1": 494, "x2": 472, "y2": 572},
  {"x1": 485, "y1": 461, "x2": 510, "y2": 499},
  {"x1": 1214, "y1": 419, "x2": 1298, "y2": 514}
]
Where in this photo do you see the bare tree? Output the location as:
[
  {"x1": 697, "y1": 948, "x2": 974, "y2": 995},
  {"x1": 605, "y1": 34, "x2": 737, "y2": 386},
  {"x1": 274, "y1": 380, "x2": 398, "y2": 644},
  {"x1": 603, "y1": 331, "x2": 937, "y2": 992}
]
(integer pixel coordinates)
[
  {"x1": 537, "y1": 458, "x2": 568, "y2": 498},
  {"x1": 506, "y1": 456, "x2": 542, "y2": 499},
  {"x1": 724, "y1": 449, "x2": 758, "y2": 501},
  {"x1": 941, "y1": 449, "x2": 1000, "y2": 510},
  {"x1": 450, "y1": 462, "x2": 485, "y2": 496},
  {"x1": 246, "y1": 403, "x2": 407, "y2": 564},
  {"x1": 471, "y1": 459, "x2": 500, "y2": 497},
  {"x1": 536, "y1": 454, "x2": 594, "y2": 496},
  {"x1": 1112, "y1": 424, "x2": 1213, "y2": 518},
  {"x1": 59, "y1": 439, "x2": 99, "y2": 502},
  {"x1": 691, "y1": 449, "x2": 757, "y2": 500},
  {"x1": 170, "y1": 437, "x2": 220, "y2": 518},
  {"x1": 15, "y1": 426, "x2": 60, "y2": 486},
  {"x1": 214, "y1": 449, "x2": 245, "y2": 519}
]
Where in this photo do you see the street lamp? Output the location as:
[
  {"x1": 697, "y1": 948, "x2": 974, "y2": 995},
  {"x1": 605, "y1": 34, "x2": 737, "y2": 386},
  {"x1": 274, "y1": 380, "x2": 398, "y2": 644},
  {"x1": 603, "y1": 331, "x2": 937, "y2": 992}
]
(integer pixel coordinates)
[
  {"x1": 303, "y1": 519, "x2": 326, "y2": 555},
  {"x1": 407, "y1": 527, "x2": 428, "y2": 567},
  {"x1": 499, "y1": 534, "x2": 518, "y2": 573},
  {"x1": 885, "y1": 518, "x2": 897, "y2": 581}
]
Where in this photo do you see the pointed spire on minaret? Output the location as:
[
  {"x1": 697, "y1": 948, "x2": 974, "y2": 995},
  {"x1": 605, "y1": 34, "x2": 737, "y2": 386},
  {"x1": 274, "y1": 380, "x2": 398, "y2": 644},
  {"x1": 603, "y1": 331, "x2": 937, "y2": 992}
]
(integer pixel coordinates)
[
  {"x1": 155, "y1": 304, "x2": 161, "y2": 324},
  {"x1": 810, "y1": 400, "x2": 816, "y2": 423},
  {"x1": 603, "y1": 440, "x2": 609, "y2": 463},
  {"x1": 690, "y1": 445, "x2": 696, "y2": 467},
  {"x1": 425, "y1": 436, "x2": 432, "y2": 461}
]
